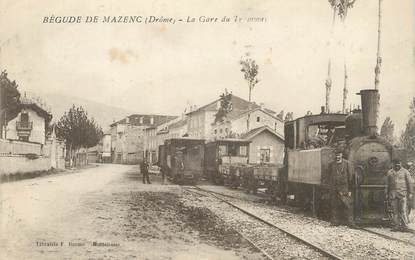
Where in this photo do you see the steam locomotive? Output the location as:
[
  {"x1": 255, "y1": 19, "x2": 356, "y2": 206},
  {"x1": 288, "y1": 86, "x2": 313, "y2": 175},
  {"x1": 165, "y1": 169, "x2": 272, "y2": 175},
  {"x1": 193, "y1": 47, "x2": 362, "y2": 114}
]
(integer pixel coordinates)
[
  {"x1": 281, "y1": 89, "x2": 404, "y2": 224},
  {"x1": 158, "y1": 89, "x2": 403, "y2": 224}
]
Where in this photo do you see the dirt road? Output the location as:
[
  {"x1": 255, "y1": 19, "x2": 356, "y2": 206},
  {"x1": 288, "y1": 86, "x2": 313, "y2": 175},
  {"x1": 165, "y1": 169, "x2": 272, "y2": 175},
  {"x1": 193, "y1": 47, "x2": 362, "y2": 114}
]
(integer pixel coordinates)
[{"x1": 0, "y1": 164, "x2": 261, "y2": 260}]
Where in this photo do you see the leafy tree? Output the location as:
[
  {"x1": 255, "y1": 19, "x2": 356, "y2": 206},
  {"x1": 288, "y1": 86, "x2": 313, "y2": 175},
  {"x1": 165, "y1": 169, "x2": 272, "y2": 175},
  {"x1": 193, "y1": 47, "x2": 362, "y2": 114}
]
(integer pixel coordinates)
[
  {"x1": 240, "y1": 55, "x2": 259, "y2": 104},
  {"x1": 214, "y1": 90, "x2": 233, "y2": 124},
  {"x1": 328, "y1": 0, "x2": 356, "y2": 20},
  {"x1": 401, "y1": 98, "x2": 415, "y2": 153},
  {"x1": 0, "y1": 70, "x2": 21, "y2": 137},
  {"x1": 380, "y1": 116, "x2": 394, "y2": 144},
  {"x1": 56, "y1": 105, "x2": 103, "y2": 164},
  {"x1": 240, "y1": 54, "x2": 259, "y2": 131}
]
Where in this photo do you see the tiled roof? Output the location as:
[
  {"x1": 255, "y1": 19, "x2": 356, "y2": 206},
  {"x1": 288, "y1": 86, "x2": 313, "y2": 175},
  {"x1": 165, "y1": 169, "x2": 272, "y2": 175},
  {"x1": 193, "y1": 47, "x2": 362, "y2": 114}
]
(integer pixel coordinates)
[
  {"x1": 168, "y1": 118, "x2": 187, "y2": 129},
  {"x1": 226, "y1": 107, "x2": 283, "y2": 122},
  {"x1": 240, "y1": 125, "x2": 284, "y2": 141},
  {"x1": 186, "y1": 94, "x2": 259, "y2": 115},
  {"x1": 110, "y1": 114, "x2": 177, "y2": 127}
]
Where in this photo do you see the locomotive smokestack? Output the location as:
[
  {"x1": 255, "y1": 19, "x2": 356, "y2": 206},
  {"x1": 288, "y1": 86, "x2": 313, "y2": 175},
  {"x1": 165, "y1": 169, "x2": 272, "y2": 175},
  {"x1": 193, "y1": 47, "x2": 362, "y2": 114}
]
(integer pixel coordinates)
[{"x1": 358, "y1": 89, "x2": 379, "y2": 137}]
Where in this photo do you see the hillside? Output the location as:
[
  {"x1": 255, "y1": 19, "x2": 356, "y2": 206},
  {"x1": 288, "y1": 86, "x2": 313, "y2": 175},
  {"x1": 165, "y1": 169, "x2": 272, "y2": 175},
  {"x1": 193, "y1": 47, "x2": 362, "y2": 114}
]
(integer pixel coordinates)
[{"x1": 39, "y1": 92, "x2": 134, "y2": 131}]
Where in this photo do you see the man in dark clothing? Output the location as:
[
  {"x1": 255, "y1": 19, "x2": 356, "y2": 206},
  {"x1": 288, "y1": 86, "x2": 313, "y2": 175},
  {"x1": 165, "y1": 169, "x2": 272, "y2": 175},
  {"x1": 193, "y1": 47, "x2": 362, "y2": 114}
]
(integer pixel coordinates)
[
  {"x1": 386, "y1": 159, "x2": 413, "y2": 231},
  {"x1": 160, "y1": 164, "x2": 166, "y2": 185},
  {"x1": 141, "y1": 159, "x2": 151, "y2": 184},
  {"x1": 329, "y1": 150, "x2": 357, "y2": 228},
  {"x1": 406, "y1": 161, "x2": 415, "y2": 218}
]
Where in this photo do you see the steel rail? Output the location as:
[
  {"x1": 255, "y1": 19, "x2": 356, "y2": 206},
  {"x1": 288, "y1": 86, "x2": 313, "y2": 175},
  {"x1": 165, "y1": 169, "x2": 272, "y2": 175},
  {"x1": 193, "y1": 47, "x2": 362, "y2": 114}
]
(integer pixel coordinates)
[
  {"x1": 196, "y1": 187, "x2": 292, "y2": 214},
  {"x1": 182, "y1": 188, "x2": 275, "y2": 260},
  {"x1": 360, "y1": 228, "x2": 415, "y2": 247},
  {"x1": 190, "y1": 186, "x2": 344, "y2": 260},
  {"x1": 189, "y1": 187, "x2": 415, "y2": 251}
]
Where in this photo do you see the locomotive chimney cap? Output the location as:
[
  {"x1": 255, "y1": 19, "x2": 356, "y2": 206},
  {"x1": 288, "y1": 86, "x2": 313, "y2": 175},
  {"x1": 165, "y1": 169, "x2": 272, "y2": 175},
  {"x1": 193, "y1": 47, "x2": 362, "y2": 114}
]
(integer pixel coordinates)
[{"x1": 356, "y1": 89, "x2": 379, "y2": 95}]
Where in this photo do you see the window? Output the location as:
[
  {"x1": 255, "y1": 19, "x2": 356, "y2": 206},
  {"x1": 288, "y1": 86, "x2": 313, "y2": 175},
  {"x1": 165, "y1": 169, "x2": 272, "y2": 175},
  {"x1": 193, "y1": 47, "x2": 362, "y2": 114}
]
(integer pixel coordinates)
[
  {"x1": 260, "y1": 149, "x2": 271, "y2": 163},
  {"x1": 214, "y1": 129, "x2": 217, "y2": 134},
  {"x1": 20, "y1": 112, "x2": 30, "y2": 128},
  {"x1": 228, "y1": 144, "x2": 238, "y2": 156},
  {"x1": 256, "y1": 116, "x2": 260, "y2": 122},
  {"x1": 21, "y1": 112, "x2": 29, "y2": 122},
  {"x1": 218, "y1": 145, "x2": 227, "y2": 155},
  {"x1": 219, "y1": 129, "x2": 223, "y2": 133},
  {"x1": 225, "y1": 128, "x2": 229, "y2": 133},
  {"x1": 239, "y1": 145, "x2": 247, "y2": 156}
]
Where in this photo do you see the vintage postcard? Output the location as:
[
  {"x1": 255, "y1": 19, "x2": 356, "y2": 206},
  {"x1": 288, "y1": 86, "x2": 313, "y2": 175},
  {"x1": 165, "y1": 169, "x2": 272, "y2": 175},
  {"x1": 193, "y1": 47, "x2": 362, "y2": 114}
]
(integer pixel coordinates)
[{"x1": 0, "y1": 0, "x2": 414, "y2": 259}]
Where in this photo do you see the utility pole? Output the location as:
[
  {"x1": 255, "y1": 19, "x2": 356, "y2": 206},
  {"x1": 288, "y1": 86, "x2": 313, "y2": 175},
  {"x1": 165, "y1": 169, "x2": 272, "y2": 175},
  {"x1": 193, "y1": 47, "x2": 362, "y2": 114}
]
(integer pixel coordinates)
[{"x1": 342, "y1": 63, "x2": 348, "y2": 113}]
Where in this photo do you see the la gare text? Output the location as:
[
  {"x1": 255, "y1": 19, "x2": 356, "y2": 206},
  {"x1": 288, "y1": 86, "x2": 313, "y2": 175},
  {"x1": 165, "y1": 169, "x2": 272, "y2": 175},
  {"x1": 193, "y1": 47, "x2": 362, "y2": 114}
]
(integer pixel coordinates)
[{"x1": 42, "y1": 15, "x2": 267, "y2": 24}]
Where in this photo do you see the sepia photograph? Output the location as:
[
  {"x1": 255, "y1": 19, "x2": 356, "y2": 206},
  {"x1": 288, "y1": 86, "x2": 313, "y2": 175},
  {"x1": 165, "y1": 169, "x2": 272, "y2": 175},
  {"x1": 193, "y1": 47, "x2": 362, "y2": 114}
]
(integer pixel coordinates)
[{"x1": 0, "y1": 0, "x2": 414, "y2": 259}]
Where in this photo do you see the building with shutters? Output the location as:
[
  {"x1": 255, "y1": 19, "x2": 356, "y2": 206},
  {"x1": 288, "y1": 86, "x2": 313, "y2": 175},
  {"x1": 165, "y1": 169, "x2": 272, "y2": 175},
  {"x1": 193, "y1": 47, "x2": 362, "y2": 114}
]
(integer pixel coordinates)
[{"x1": 110, "y1": 114, "x2": 176, "y2": 164}]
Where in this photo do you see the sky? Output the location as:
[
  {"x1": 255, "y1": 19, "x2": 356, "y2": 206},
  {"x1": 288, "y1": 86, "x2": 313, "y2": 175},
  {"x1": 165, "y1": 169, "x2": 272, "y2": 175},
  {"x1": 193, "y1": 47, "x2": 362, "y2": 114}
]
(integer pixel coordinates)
[{"x1": 0, "y1": 0, "x2": 414, "y2": 133}]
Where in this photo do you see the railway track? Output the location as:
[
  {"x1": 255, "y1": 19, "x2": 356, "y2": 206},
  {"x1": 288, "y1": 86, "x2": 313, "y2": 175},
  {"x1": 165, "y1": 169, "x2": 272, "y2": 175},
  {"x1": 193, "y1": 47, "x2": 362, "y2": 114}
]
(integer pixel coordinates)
[
  {"x1": 193, "y1": 186, "x2": 415, "y2": 249},
  {"x1": 184, "y1": 186, "x2": 343, "y2": 260},
  {"x1": 360, "y1": 227, "x2": 415, "y2": 247}
]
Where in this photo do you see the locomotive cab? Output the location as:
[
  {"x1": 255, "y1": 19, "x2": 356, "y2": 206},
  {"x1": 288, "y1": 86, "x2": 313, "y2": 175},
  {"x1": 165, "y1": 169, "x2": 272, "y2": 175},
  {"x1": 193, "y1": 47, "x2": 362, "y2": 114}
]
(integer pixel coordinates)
[{"x1": 283, "y1": 113, "x2": 347, "y2": 214}]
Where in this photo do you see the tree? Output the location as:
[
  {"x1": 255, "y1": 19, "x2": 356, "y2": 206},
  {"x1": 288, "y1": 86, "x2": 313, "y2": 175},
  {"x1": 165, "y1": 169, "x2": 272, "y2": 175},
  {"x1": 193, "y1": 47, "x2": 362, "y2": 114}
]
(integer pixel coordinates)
[
  {"x1": 327, "y1": 0, "x2": 357, "y2": 113},
  {"x1": 380, "y1": 117, "x2": 394, "y2": 144},
  {"x1": 0, "y1": 70, "x2": 21, "y2": 137},
  {"x1": 240, "y1": 54, "x2": 259, "y2": 131},
  {"x1": 328, "y1": 0, "x2": 356, "y2": 20},
  {"x1": 214, "y1": 90, "x2": 233, "y2": 124},
  {"x1": 401, "y1": 98, "x2": 415, "y2": 153},
  {"x1": 240, "y1": 55, "x2": 259, "y2": 104},
  {"x1": 56, "y1": 105, "x2": 103, "y2": 165},
  {"x1": 373, "y1": 0, "x2": 382, "y2": 90}
]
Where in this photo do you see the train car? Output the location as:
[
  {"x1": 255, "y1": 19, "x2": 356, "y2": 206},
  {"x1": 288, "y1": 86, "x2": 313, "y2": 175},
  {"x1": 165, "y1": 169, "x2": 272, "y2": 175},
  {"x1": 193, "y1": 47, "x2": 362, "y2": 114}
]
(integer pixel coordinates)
[
  {"x1": 204, "y1": 139, "x2": 250, "y2": 188},
  {"x1": 282, "y1": 89, "x2": 397, "y2": 225},
  {"x1": 161, "y1": 138, "x2": 205, "y2": 184},
  {"x1": 242, "y1": 163, "x2": 282, "y2": 201}
]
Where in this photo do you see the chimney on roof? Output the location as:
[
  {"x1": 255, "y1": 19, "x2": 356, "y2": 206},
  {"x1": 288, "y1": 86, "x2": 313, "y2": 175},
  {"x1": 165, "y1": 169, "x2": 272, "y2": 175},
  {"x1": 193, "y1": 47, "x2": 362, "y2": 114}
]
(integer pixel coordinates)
[
  {"x1": 216, "y1": 101, "x2": 221, "y2": 110},
  {"x1": 150, "y1": 116, "x2": 154, "y2": 125},
  {"x1": 125, "y1": 117, "x2": 130, "y2": 124},
  {"x1": 260, "y1": 103, "x2": 265, "y2": 111}
]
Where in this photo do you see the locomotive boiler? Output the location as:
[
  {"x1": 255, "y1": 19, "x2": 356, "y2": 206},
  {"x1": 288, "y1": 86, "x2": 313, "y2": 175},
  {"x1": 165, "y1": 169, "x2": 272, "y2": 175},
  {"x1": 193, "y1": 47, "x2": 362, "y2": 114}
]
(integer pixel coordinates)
[{"x1": 282, "y1": 89, "x2": 398, "y2": 224}]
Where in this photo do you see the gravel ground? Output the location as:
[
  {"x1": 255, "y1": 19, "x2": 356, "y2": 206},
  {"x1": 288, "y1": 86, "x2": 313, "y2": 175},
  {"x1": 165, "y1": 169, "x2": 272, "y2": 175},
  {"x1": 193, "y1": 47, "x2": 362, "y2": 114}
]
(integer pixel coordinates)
[
  {"x1": 182, "y1": 188, "x2": 329, "y2": 260},
  {"x1": 198, "y1": 185, "x2": 415, "y2": 260},
  {"x1": 0, "y1": 165, "x2": 265, "y2": 260}
]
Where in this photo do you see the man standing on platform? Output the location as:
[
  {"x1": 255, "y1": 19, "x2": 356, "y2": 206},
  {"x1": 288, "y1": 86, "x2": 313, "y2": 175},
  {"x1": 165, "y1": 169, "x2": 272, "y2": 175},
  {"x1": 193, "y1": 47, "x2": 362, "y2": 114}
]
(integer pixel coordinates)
[
  {"x1": 387, "y1": 159, "x2": 412, "y2": 231},
  {"x1": 329, "y1": 149, "x2": 357, "y2": 228},
  {"x1": 141, "y1": 159, "x2": 151, "y2": 184}
]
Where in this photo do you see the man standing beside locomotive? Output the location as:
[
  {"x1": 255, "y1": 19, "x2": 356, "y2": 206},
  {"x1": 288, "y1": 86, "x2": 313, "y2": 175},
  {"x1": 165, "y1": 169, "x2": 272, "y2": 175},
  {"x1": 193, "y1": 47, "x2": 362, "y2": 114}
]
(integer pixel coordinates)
[
  {"x1": 387, "y1": 159, "x2": 413, "y2": 231},
  {"x1": 329, "y1": 149, "x2": 357, "y2": 228}
]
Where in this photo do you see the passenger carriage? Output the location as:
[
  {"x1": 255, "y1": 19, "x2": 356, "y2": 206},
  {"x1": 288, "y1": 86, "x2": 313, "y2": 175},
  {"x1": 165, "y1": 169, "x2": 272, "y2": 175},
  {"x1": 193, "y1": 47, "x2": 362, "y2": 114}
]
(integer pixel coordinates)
[
  {"x1": 204, "y1": 139, "x2": 250, "y2": 188},
  {"x1": 159, "y1": 138, "x2": 205, "y2": 184}
]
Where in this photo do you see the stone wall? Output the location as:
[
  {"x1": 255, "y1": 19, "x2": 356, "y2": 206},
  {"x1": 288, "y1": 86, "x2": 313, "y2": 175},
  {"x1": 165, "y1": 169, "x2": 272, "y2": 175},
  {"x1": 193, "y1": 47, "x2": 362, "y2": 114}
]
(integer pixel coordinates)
[
  {"x1": 0, "y1": 156, "x2": 51, "y2": 175},
  {"x1": 0, "y1": 138, "x2": 65, "y2": 176}
]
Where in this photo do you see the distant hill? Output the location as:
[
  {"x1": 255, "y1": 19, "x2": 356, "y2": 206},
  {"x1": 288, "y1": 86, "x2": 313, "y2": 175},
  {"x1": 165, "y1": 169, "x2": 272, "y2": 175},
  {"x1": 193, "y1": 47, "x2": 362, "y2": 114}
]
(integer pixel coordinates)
[{"x1": 39, "y1": 92, "x2": 134, "y2": 131}]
